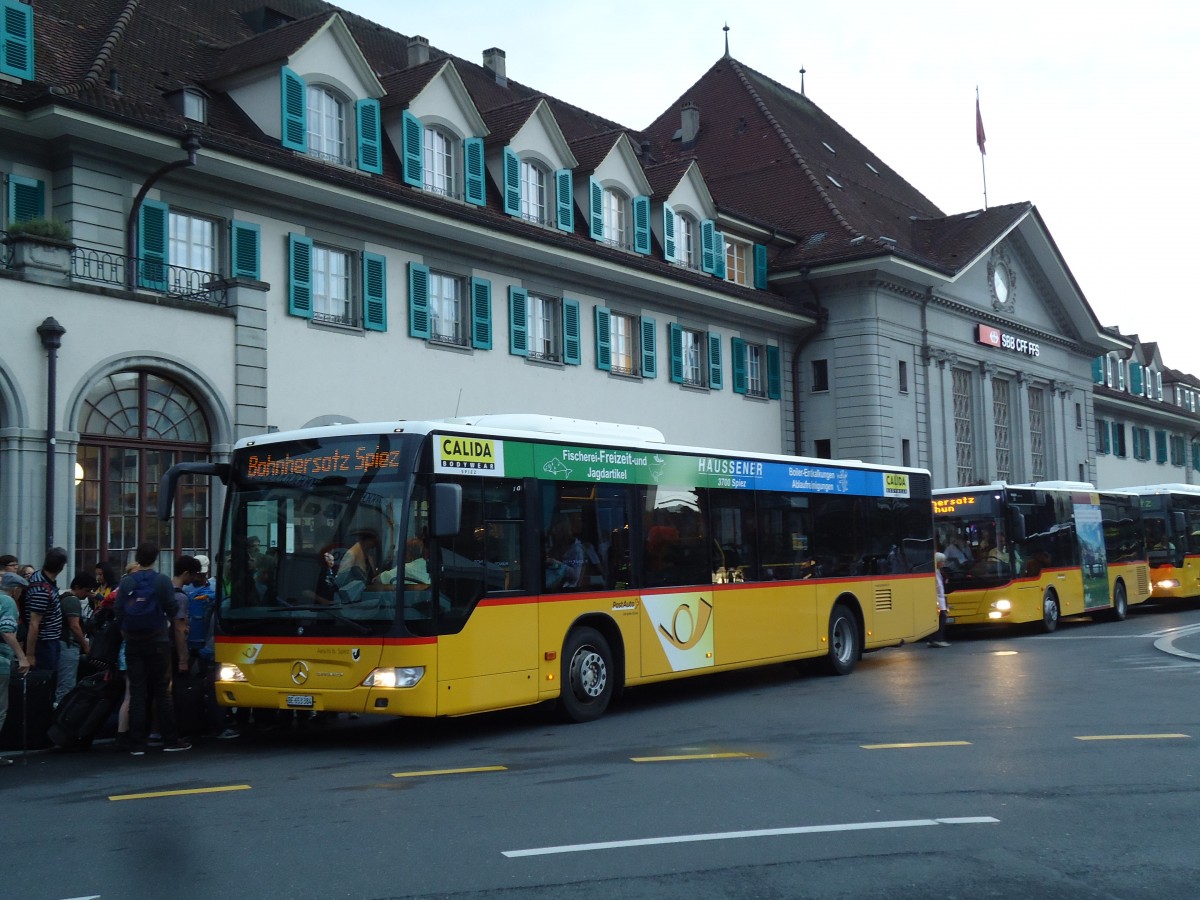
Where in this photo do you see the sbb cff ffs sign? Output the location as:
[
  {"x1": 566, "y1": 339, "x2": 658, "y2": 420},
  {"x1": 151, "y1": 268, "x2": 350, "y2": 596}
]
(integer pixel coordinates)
[{"x1": 976, "y1": 324, "x2": 1040, "y2": 357}]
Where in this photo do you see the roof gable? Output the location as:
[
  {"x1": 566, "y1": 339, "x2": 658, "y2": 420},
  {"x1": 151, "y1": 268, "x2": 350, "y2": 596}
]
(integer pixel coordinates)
[
  {"x1": 406, "y1": 60, "x2": 488, "y2": 139},
  {"x1": 505, "y1": 99, "x2": 578, "y2": 171},
  {"x1": 576, "y1": 132, "x2": 652, "y2": 196}
]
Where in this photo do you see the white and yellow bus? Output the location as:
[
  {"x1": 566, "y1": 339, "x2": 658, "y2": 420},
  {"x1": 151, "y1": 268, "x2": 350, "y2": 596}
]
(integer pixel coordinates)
[
  {"x1": 1120, "y1": 484, "x2": 1200, "y2": 601},
  {"x1": 933, "y1": 482, "x2": 1151, "y2": 632},
  {"x1": 161, "y1": 415, "x2": 937, "y2": 723}
]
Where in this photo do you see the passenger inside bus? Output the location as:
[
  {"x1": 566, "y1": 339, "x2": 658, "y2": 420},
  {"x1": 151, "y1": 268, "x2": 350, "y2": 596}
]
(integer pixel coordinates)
[
  {"x1": 545, "y1": 517, "x2": 584, "y2": 591},
  {"x1": 336, "y1": 528, "x2": 380, "y2": 600}
]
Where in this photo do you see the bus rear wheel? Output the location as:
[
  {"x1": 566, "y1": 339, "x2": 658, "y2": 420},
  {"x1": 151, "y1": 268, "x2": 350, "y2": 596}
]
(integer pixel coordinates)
[
  {"x1": 824, "y1": 603, "x2": 859, "y2": 676},
  {"x1": 1106, "y1": 581, "x2": 1128, "y2": 622},
  {"x1": 1040, "y1": 590, "x2": 1060, "y2": 633},
  {"x1": 559, "y1": 626, "x2": 614, "y2": 723}
]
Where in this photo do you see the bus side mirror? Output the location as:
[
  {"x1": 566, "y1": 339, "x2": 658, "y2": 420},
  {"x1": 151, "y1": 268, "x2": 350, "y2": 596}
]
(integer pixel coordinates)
[
  {"x1": 1173, "y1": 511, "x2": 1186, "y2": 532},
  {"x1": 431, "y1": 482, "x2": 462, "y2": 538},
  {"x1": 158, "y1": 462, "x2": 231, "y2": 520},
  {"x1": 1008, "y1": 510, "x2": 1027, "y2": 543}
]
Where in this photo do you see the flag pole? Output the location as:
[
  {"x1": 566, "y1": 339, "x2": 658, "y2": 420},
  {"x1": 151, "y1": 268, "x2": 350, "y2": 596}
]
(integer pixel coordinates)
[{"x1": 976, "y1": 86, "x2": 988, "y2": 210}]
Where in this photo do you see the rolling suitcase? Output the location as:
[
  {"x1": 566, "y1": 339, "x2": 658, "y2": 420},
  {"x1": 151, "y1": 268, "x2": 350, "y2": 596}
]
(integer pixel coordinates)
[
  {"x1": 48, "y1": 671, "x2": 119, "y2": 750},
  {"x1": 172, "y1": 670, "x2": 209, "y2": 738},
  {"x1": 0, "y1": 668, "x2": 55, "y2": 752}
]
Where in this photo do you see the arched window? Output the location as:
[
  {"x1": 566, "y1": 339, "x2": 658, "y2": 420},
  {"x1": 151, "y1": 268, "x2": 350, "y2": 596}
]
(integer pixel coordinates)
[
  {"x1": 520, "y1": 159, "x2": 547, "y2": 224},
  {"x1": 307, "y1": 85, "x2": 347, "y2": 164},
  {"x1": 602, "y1": 188, "x2": 627, "y2": 246},
  {"x1": 423, "y1": 127, "x2": 456, "y2": 196},
  {"x1": 74, "y1": 371, "x2": 212, "y2": 574}
]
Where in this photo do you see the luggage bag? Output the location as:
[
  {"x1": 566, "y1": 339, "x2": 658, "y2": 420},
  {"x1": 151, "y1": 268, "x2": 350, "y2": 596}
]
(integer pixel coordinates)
[{"x1": 48, "y1": 671, "x2": 119, "y2": 750}]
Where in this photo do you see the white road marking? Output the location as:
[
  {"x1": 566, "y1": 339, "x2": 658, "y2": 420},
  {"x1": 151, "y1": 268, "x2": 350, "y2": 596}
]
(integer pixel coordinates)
[{"x1": 502, "y1": 816, "x2": 999, "y2": 858}]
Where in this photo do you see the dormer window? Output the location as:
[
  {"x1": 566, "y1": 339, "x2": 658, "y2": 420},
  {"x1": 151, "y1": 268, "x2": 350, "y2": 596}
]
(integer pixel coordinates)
[
  {"x1": 724, "y1": 236, "x2": 751, "y2": 286},
  {"x1": 602, "y1": 187, "x2": 627, "y2": 247},
  {"x1": 307, "y1": 85, "x2": 347, "y2": 165},
  {"x1": 183, "y1": 90, "x2": 206, "y2": 123},
  {"x1": 520, "y1": 160, "x2": 547, "y2": 224},
  {"x1": 423, "y1": 127, "x2": 457, "y2": 197}
]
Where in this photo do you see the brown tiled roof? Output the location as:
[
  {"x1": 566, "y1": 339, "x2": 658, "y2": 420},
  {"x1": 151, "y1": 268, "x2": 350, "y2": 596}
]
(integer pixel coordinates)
[
  {"x1": 203, "y1": 13, "x2": 330, "y2": 82},
  {"x1": 378, "y1": 59, "x2": 445, "y2": 109},
  {"x1": 643, "y1": 159, "x2": 695, "y2": 200},
  {"x1": 480, "y1": 97, "x2": 544, "y2": 147}
]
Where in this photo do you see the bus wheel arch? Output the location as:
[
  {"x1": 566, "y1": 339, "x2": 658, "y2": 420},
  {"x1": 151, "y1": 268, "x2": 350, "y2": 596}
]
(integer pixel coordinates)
[
  {"x1": 1107, "y1": 579, "x2": 1128, "y2": 622},
  {"x1": 824, "y1": 595, "x2": 862, "y2": 676},
  {"x1": 558, "y1": 616, "x2": 622, "y2": 723},
  {"x1": 1040, "y1": 587, "x2": 1060, "y2": 633}
]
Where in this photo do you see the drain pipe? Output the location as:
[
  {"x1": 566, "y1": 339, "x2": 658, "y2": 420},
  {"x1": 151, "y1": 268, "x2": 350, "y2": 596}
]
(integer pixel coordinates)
[
  {"x1": 37, "y1": 317, "x2": 66, "y2": 550},
  {"x1": 126, "y1": 130, "x2": 200, "y2": 289},
  {"x1": 792, "y1": 272, "x2": 829, "y2": 455}
]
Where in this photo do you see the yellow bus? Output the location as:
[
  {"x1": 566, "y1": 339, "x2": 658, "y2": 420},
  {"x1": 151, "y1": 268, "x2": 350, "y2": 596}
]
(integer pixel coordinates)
[
  {"x1": 1120, "y1": 484, "x2": 1200, "y2": 601},
  {"x1": 933, "y1": 482, "x2": 1151, "y2": 632},
  {"x1": 161, "y1": 415, "x2": 937, "y2": 723}
]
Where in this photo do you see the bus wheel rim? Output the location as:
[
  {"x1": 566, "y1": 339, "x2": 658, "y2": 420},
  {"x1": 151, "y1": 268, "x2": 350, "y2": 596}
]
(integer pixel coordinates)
[
  {"x1": 831, "y1": 619, "x2": 850, "y2": 662},
  {"x1": 573, "y1": 648, "x2": 606, "y2": 699}
]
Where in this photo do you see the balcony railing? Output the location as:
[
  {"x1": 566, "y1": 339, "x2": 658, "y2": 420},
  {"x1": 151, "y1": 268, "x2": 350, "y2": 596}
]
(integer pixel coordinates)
[{"x1": 70, "y1": 247, "x2": 227, "y2": 307}]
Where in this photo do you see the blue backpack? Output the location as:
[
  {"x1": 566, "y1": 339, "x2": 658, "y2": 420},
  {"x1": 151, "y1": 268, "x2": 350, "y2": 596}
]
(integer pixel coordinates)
[
  {"x1": 185, "y1": 580, "x2": 215, "y2": 659},
  {"x1": 121, "y1": 570, "x2": 168, "y2": 637}
]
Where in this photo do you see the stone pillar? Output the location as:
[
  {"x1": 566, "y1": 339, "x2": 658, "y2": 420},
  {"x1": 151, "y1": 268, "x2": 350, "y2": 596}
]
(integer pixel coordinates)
[
  {"x1": 225, "y1": 277, "x2": 271, "y2": 440},
  {"x1": 979, "y1": 361, "x2": 998, "y2": 483},
  {"x1": 1014, "y1": 372, "x2": 1030, "y2": 481}
]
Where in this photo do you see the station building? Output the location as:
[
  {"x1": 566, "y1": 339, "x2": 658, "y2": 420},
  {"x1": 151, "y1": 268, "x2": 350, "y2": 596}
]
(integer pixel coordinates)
[{"x1": 0, "y1": 0, "x2": 1182, "y2": 569}]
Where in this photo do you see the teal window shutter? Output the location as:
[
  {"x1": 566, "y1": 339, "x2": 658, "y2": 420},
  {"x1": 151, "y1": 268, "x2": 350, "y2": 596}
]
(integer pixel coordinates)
[
  {"x1": 287, "y1": 233, "x2": 314, "y2": 319},
  {"x1": 712, "y1": 231, "x2": 727, "y2": 279},
  {"x1": 753, "y1": 243, "x2": 768, "y2": 289},
  {"x1": 731, "y1": 337, "x2": 747, "y2": 394},
  {"x1": 230, "y1": 221, "x2": 261, "y2": 280},
  {"x1": 700, "y1": 219, "x2": 716, "y2": 273},
  {"x1": 555, "y1": 169, "x2": 573, "y2": 232},
  {"x1": 6, "y1": 173, "x2": 43, "y2": 222},
  {"x1": 0, "y1": 0, "x2": 35, "y2": 81},
  {"x1": 708, "y1": 332, "x2": 722, "y2": 389},
  {"x1": 662, "y1": 205, "x2": 676, "y2": 261},
  {"x1": 138, "y1": 199, "x2": 169, "y2": 291},
  {"x1": 502, "y1": 147, "x2": 521, "y2": 216},
  {"x1": 1111, "y1": 422, "x2": 1121, "y2": 457},
  {"x1": 401, "y1": 110, "x2": 423, "y2": 188},
  {"x1": 1131, "y1": 428, "x2": 1141, "y2": 460},
  {"x1": 1091, "y1": 357, "x2": 1104, "y2": 384},
  {"x1": 464, "y1": 138, "x2": 486, "y2": 206},
  {"x1": 588, "y1": 177, "x2": 604, "y2": 240},
  {"x1": 767, "y1": 345, "x2": 782, "y2": 399},
  {"x1": 563, "y1": 299, "x2": 581, "y2": 365},
  {"x1": 362, "y1": 252, "x2": 387, "y2": 332},
  {"x1": 355, "y1": 99, "x2": 383, "y2": 174},
  {"x1": 1095, "y1": 419, "x2": 1108, "y2": 454},
  {"x1": 470, "y1": 277, "x2": 492, "y2": 349},
  {"x1": 1130, "y1": 362, "x2": 1143, "y2": 395},
  {"x1": 1193, "y1": 442, "x2": 1200, "y2": 470},
  {"x1": 641, "y1": 316, "x2": 657, "y2": 379},
  {"x1": 1155, "y1": 430, "x2": 1168, "y2": 464},
  {"x1": 669, "y1": 323, "x2": 684, "y2": 384},
  {"x1": 594, "y1": 306, "x2": 612, "y2": 371},
  {"x1": 508, "y1": 286, "x2": 528, "y2": 356},
  {"x1": 280, "y1": 67, "x2": 307, "y2": 152},
  {"x1": 407, "y1": 262, "x2": 430, "y2": 338},
  {"x1": 633, "y1": 195, "x2": 651, "y2": 254}
]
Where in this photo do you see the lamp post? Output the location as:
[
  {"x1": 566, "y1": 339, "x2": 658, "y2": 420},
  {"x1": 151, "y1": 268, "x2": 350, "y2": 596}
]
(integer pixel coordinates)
[{"x1": 37, "y1": 316, "x2": 66, "y2": 549}]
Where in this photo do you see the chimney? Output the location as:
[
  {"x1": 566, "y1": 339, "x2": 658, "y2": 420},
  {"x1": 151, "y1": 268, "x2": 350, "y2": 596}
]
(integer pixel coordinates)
[
  {"x1": 483, "y1": 47, "x2": 506, "y2": 86},
  {"x1": 407, "y1": 35, "x2": 429, "y2": 67},
  {"x1": 681, "y1": 102, "x2": 700, "y2": 149}
]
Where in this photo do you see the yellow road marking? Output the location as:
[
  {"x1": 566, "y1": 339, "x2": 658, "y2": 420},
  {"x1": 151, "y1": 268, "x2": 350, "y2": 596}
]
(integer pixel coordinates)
[
  {"x1": 1074, "y1": 733, "x2": 1190, "y2": 741},
  {"x1": 109, "y1": 784, "x2": 251, "y2": 802},
  {"x1": 861, "y1": 741, "x2": 972, "y2": 750},
  {"x1": 392, "y1": 765, "x2": 507, "y2": 778},
  {"x1": 631, "y1": 752, "x2": 753, "y2": 762}
]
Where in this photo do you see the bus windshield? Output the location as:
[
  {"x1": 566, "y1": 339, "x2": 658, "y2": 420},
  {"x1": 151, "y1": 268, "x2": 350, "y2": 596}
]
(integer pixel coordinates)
[{"x1": 218, "y1": 433, "x2": 422, "y2": 638}]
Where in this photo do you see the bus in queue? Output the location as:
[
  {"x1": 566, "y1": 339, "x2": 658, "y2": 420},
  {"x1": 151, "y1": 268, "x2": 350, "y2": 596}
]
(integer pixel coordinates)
[
  {"x1": 159, "y1": 414, "x2": 937, "y2": 723},
  {"x1": 1119, "y1": 484, "x2": 1200, "y2": 601},
  {"x1": 932, "y1": 482, "x2": 1151, "y2": 633}
]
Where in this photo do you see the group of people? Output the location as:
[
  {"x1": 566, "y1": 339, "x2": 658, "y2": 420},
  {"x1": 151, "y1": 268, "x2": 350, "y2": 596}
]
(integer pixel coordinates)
[{"x1": 1, "y1": 543, "x2": 230, "y2": 761}]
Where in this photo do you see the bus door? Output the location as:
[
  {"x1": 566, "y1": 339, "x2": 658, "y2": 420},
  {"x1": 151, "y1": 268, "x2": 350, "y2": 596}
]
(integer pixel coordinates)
[{"x1": 425, "y1": 477, "x2": 538, "y2": 716}]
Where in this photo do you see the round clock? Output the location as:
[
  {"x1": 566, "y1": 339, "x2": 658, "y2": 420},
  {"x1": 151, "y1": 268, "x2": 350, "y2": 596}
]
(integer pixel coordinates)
[{"x1": 992, "y1": 264, "x2": 1010, "y2": 305}]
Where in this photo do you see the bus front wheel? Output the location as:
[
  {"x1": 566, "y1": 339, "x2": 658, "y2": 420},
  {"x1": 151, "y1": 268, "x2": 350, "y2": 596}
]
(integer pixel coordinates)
[
  {"x1": 824, "y1": 603, "x2": 860, "y2": 676},
  {"x1": 1041, "y1": 590, "x2": 1060, "y2": 633},
  {"x1": 559, "y1": 627, "x2": 614, "y2": 723}
]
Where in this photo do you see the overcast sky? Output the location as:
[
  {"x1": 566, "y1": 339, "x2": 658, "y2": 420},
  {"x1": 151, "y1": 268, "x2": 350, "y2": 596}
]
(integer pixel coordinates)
[{"x1": 342, "y1": 0, "x2": 1200, "y2": 373}]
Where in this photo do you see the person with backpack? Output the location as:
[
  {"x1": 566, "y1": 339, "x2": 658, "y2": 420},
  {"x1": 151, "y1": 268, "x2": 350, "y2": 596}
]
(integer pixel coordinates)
[
  {"x1": 23, "y1": 547, "x2": 68, "y2": 677},
  {"x1": 1, "y1": 572, "x2": 33, "y2": 764},
  {"x1": 115, "y1": 542, "x2": 190, "y2": 755}
]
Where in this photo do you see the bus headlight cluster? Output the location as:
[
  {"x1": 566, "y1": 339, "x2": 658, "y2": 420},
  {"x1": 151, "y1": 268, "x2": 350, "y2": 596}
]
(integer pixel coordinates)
[
  {"x1": 218, "y1": 663, "x2": 247, "y2": 682},
  {"x1": 1155, "y1": 578, "x2": 1180, "y2": 590},
  {"x1": 987, "y1": 598, "x2": 1013, "y2": 619},
  {"x1": 363, "y1": 667, "x2": 425, "y2": 688}
]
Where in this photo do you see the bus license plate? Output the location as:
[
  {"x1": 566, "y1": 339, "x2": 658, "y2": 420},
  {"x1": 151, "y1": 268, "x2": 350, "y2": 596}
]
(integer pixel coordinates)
[{"x1": 286, "y1": 694, "x2": 314, "y2": 708}]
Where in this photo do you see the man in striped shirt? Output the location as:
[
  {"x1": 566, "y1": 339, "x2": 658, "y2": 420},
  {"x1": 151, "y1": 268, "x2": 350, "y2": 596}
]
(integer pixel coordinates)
[{"x1": 23, "y1": 547, "x2": 68, "y2": 677}]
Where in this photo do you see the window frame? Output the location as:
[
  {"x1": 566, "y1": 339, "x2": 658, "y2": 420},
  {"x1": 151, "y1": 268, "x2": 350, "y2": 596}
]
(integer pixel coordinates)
[
  {"x1": 423, "y1": 126, "x2": 458, "y2": 198},
  {"x1": 428, "y1": 269, "x2": 467, "y2": 346},
  {"x1": 811, "y1": 359, "x2": 830, "y2": 393},
  {"x1": 602, "y1": 187, "x2": 627, "y2": 248},
  {"x1": 527, "y1": 292, "x2": 563, "y2": 363},
  {"x1": 520, "y1": 159, "x2": 548, "y2": 225},
  {"x1": 310, "y1": 242, "x2": 355, "y2": 327},
  {"x1": 610, "y1": 311, "x2": 637, "y2": 376},
  {"x1": 306, "y1": 84, "x2": 349, "y2": 166},
  {"x1": 723, "y1": 235, "x2": 751, "y2": 287}
]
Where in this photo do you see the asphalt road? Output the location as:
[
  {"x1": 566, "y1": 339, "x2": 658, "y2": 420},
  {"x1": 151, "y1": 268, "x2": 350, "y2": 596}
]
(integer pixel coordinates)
[{"x1": 6, "y1": 599, "x2": 1200, "y2": 900}]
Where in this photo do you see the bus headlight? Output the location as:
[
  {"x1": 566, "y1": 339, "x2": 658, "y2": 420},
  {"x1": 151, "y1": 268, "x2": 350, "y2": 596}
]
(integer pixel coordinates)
[
  {"x1": 992, "y1": 599, "x2": 1012, "y2": 612},
  {"x1": 363, "y1": 667, "x2": 425, "y2": 688},
  {"x1": 218, "y1": 663, "x2": 247, "y2": 682},
  {"x1": 1155, "y1": 579, "x2": 1180, "y2": 590}
]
